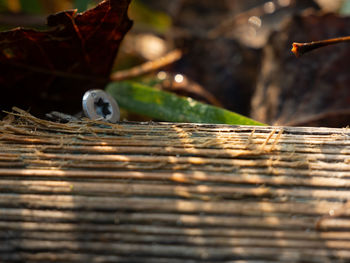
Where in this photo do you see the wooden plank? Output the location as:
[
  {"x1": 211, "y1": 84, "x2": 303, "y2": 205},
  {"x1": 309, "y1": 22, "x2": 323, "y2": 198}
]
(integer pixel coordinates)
[{"x1": 1, "y1": 109, "x2": 350, "y2": 262}]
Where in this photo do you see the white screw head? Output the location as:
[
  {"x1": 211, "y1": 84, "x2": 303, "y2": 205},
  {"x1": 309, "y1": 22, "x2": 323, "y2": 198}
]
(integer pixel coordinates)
[{"x1": 82, "y1": 89, "x2": 120, "y2": 123}]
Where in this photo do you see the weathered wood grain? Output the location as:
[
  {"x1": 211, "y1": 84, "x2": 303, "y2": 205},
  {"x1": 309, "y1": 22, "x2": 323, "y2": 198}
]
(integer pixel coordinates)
[{"x1": 1, "y1": 109, "x2": 350, "y2": 262}]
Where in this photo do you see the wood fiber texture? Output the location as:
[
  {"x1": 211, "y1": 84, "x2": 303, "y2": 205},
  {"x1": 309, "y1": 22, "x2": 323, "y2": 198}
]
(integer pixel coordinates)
[{"x1": 1, "y1": 109, "x2": 350, "y2": 262}]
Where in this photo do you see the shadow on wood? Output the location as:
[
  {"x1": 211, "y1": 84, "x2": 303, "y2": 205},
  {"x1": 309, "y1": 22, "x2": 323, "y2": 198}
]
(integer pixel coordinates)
[{"x1": 0, "y1": 108, "x2": 350, "y2": 262}]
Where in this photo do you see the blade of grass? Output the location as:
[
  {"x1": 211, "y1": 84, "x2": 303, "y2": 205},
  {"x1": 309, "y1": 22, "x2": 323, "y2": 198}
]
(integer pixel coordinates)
[{"x1": 106, "y1": 81, "x2": 265, "y2": 126}]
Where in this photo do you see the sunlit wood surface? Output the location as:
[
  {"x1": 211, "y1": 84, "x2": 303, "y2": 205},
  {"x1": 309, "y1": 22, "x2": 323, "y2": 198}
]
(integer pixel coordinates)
[{"x1": 1, "y1": 109, "x2": 350, "y2": 262}]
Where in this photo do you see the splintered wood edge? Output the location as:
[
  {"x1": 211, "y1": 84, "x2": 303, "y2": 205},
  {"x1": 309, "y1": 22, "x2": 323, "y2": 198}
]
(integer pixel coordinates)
[{"x1": 1, "y1": 110, "x2": 350, "y2": 262}]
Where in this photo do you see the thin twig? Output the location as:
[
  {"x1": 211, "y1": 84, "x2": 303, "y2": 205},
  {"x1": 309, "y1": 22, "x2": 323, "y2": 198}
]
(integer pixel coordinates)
[
  {"x1": 292, "y1": 36, "x2": 350, "y2": 57},
  {"x1": 110, "y1": 49, "x2": 183, "y2": 81},
  {"x1": 284, "y1": 109, "x2": 350, "y2": 126},
  {"x1": 3, "y1": 50, "x2": 182, "y2": 84},
  {"x1": 208, "y1": 0, "x2": 295, "y2": 39},
  {"x1": 0, "y1": 14, "x2": 46, "y2": 27}
]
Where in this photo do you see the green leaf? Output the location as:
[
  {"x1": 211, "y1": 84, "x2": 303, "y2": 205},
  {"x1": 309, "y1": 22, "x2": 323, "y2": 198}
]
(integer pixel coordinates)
[
  {"x1": 340, "y1": 0, "x2": 350, "y2": 15},
  {"x1": 0, "y1": 0, "x2": 7, "y2": 12},
  {"x1": 106, "y1": 81, "x2": 265, "y2": 126},
  {"x1": 130, "y1": 0, "x2": 171, "y2": 33},
  {"x1": 74, "y1": 0, "x2": 91, "y2": 12},
  {"x1": 19, "y1": 0, "x2": 42, "y2": 14}
]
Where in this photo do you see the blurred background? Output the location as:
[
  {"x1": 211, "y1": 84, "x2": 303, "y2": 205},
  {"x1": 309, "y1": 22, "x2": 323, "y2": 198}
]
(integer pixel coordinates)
[{"x1": 1, "y1": 0, "x2": 350, "y2": 126}]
